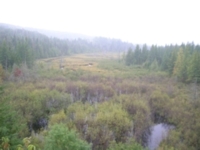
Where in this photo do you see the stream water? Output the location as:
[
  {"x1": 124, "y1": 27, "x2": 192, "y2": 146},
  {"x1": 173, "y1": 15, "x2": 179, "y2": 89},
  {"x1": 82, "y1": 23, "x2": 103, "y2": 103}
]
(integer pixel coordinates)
[{"x1": 147, "y1": 123, "x2": 174, "y2": 150}]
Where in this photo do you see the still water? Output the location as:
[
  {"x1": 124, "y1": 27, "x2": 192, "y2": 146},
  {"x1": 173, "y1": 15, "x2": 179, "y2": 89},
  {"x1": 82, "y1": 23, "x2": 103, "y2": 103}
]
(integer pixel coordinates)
[{"x1": 147, "y1": 123, "x2": 174, "y2": 150}]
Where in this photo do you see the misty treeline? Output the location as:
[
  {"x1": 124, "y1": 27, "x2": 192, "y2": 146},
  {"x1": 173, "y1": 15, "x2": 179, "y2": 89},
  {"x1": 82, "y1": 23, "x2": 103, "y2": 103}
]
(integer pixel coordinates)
[
  {"x1": 125, "y1": 43, "x2": 200, "y2": 83},
  {"x1": 0, "y1": 25, "x2": 133, "y2": 70}
]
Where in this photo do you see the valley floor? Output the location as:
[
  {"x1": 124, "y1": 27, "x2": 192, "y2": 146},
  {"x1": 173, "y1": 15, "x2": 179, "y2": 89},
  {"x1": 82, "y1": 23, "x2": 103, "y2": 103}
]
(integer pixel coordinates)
[{"x1": 1, "y1": 53, "x2": 200, "y2": 150}]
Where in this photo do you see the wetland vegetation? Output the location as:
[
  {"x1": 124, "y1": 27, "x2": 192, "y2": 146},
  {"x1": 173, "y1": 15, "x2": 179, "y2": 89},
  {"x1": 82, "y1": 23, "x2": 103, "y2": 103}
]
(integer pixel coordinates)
[{"x1": 0, "y1": 25, "x2": 200, "y2": 150}]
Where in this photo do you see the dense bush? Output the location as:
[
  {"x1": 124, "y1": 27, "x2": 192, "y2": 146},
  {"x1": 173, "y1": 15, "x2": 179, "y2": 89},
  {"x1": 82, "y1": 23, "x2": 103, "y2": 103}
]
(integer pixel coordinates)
[{"x1": 44, "y1": 124, "x2": 91, "y2": 150}]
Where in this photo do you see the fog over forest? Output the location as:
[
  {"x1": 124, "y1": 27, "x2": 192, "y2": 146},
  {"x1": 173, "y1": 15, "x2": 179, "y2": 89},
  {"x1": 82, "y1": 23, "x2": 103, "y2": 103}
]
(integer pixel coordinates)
[{"x1": 1, "y1": 0, "x2": 199, "y2": 45}]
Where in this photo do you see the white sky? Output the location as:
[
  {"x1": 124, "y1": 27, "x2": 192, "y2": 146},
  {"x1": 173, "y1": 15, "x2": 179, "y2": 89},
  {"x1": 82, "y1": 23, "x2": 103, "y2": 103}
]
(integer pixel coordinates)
[{"x1": 0, "y1": 0, "x2": 199, "y2": 45}]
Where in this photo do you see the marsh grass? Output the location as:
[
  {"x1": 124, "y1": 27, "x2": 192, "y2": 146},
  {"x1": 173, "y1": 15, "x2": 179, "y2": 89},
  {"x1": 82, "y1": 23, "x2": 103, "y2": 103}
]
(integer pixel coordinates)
[
  {"x1": 37, "y1": 53, "x2": 167, "y2": 78},
  {"x1": 4, "y1": 53, "x2": 196, "y2": 150}
]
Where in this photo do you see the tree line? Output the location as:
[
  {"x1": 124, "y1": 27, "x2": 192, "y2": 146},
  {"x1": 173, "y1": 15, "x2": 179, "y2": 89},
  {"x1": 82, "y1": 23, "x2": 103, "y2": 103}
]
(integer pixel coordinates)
[
  {"x1": 125, "y1": 43, "x2": 200, "y2": 83},
  {"x1": 0, "y1": 25, "x2": 134, "y2": 70}
]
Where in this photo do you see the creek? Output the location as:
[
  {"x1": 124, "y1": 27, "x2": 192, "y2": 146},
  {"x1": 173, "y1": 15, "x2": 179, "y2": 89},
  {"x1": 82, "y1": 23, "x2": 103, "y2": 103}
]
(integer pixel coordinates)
[{"x1": 147, "y1": 123, "x2": 174, "y2": 150}]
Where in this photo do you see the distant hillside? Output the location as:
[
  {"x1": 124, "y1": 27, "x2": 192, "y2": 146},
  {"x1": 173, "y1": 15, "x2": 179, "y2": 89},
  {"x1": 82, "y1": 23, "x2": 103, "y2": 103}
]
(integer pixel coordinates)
[
  {"x1": 26, "y1": 27, "x2": 94, "y2": 41},
  {"x1": 0, "y1": 23, "x2": 136, "y2": 70},
  {"x1": 0, "y1": 23, "x2": 135, "y2": 63},
  {"x1": 0, "y1": 23, "x2": 135, "y2": 52},
  {"x1": 0, "y1": 23, "x2": 92, "y2": 40}
]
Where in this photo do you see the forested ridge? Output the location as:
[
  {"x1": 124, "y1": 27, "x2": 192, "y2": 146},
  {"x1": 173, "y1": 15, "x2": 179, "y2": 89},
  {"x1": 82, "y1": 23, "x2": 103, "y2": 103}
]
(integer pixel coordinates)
[
  {"x1": 0, "y1": 24, "x2": 200, "y2": 150},
  {"x1": 0, "y1": 24, "x2": 134, "y2": 69}
]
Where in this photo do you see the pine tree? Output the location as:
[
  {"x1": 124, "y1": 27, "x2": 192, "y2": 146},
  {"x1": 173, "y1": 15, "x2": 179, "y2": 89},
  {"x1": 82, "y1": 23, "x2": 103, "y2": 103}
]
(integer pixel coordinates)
[
  {"x1": 173, "y1": 48, "x2": 187, "y2": 81},
  {"x1": 15, "y1": 39, "x2": 34, "y2": 68},
  {"x1": 0, "y1": 40, "x2": 11, "y2": 71},
  {"x1": 148, "y1": 45, "x2": 157, "y2": 63},
  {"x1": 141, "y1": 44, "x2": 148, "y2": 64},
  {"x1": 133, "y1": 45, "x2": 142, "y2": 65},
  {"x1": 187, "y1": 51, "x2": 200, "y2": 82},
  {"x1": 125, "y1": 48, "x2": 134, "y2": 66},
  {"x1": 167, "y1": 50, "x2": 177, "y2": 75},
  {"x1": 0, "y1": 64, "x2": 4, "y2": 83}
]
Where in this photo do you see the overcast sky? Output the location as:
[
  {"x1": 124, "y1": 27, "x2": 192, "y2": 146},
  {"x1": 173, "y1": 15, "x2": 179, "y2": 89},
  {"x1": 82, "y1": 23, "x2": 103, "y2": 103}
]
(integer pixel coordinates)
[{"x1": 0, "y1": 0, "x2": 199, "y2": 45}]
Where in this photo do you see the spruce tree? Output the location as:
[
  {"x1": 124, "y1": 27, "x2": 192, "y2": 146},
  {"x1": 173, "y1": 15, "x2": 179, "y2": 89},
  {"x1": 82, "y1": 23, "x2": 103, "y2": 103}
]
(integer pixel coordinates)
[
  {"x1": 0, "y1": 86, "x2": 23, "y2": 149},
  {"x1": 125, "y1": 48, "x2": 134, "y2": 66},
  {"x1": 133, "y1": 45, "x2": 142, "y2": 65},
  {"x1": 173, "y1": 48, "x2": 187, "y2": 81},
  {"x1": 187, "y1": 51, "x2": 200, "y2": 82}
]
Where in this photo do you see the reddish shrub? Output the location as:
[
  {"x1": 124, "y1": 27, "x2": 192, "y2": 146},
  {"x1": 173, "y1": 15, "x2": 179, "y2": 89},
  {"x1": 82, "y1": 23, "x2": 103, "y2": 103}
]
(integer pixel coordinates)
[{"x1": 14, "y1": 68, "x2": 23, "y2": 77}]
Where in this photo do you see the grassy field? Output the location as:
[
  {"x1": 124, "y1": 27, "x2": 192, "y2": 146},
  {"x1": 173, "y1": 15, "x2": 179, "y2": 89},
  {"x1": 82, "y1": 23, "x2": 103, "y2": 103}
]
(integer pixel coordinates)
[
  {"x1": 37, "y1": 52, "x2": 166, "y2": 78},
  {"x1": 38, "y1": 53, "x2": 117, "y2": 72}
]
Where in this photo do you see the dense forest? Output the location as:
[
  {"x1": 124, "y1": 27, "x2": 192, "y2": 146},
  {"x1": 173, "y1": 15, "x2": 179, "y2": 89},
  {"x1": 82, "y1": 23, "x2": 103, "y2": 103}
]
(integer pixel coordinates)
[
  {"x1": 0, "y1": 24, "x2": 200, "y2": 150},
  {"x1": 0, "y1": 24, "x2": 134, "y2": 69},
  {"x1": 125, "y1": 43, "x2": 200, "y2": 83}
]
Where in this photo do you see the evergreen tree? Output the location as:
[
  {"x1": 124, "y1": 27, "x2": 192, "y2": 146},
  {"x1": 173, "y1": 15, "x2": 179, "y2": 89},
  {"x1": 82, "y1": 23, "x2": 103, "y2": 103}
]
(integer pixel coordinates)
[
  {"x1": 167, "y1": 50, "x2": 177, "y2": 75},
  {"x1": 147, "y1": 45, "x2": 158, "y2": 64},
  {"x1": 0, "y1": 86, "x2": 23, "y2": 149},
  {"x1": 125, "y1": 48, "x2": 134, "y2": 66},
  {"x1": 15, "y1": 39, "x2": 34, "y2": 68},
  {"x1": 187, "y1": 51, "x2": 200, "y2": 82},
  {"x1": 133, "y1": 45, "x2": 142, "y2": 65},
  {"x1": 0, "y1": 64, "x2": 4, "y2": 83},
  {"x1": 141, "y1": 44, "x2": 148, "y2": 64},
  {"x1": 173, "y1": 48, "x2": 187, "y2": 81},
  {"x1": 160, "y1": 50, "x2": 169, "y2": 71},
  {"x1": 0, "y1": 40, "x2": 12, "y2": 70}
]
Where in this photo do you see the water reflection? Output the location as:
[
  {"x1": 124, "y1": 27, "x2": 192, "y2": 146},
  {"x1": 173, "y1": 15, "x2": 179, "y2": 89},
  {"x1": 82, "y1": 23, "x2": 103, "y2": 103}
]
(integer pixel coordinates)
[{"x1": 147, "y1": 123, "x2": 174, "y2": 150}]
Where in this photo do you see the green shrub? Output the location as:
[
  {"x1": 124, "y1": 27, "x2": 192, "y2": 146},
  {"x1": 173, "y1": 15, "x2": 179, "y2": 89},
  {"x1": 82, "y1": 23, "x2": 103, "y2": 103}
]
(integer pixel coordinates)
[
  {"x1": 108, "y1": 139, "x2": 145, "y2": 150},
  {"x1": 44, "y1": 124, "x2": 91, "y2": 150}
]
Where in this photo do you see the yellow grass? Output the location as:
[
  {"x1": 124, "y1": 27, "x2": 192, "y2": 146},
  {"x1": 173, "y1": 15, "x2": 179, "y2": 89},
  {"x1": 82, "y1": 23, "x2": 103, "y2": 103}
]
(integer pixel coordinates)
[
  {"x1": 37, "y1": 52, "x2": 164, "y2": 77},
  {"x1": 37, "y1": 53, "x2": 119, "y2": 75}
]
